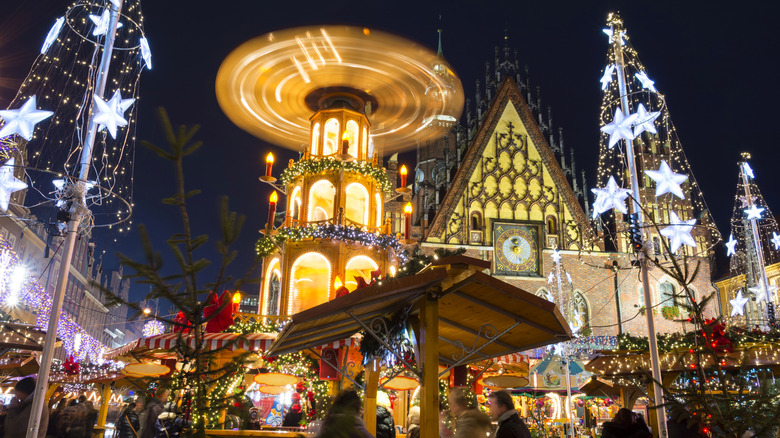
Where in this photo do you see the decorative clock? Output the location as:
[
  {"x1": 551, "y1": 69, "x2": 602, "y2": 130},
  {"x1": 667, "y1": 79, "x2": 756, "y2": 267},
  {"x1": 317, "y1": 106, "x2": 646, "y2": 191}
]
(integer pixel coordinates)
[{"x1": 494, "y1": 222, "x2": 541, "y2": 276}]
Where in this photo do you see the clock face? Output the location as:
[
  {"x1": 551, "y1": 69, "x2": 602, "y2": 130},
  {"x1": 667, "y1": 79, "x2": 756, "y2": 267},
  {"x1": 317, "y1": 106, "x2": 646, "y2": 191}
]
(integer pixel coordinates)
[{"x1": 494, "y1": 223, "x2": 540, "y2": 275}]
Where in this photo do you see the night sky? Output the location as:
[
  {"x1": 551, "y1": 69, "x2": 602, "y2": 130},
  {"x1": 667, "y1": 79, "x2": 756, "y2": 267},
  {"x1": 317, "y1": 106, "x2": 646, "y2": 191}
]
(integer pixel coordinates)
[{"x1": 3, "y1": 0, "x2": 780, "y2": 305}]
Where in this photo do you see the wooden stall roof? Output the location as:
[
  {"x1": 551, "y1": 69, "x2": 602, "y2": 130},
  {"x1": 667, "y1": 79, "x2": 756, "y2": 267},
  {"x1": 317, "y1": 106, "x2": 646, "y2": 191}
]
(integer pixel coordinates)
[
  {"x1": 268, "y1": 256, "x2": 572, "y2": 364},
  {"x1": 0, "y1": 322, "x2": 59, "y2": 353}
]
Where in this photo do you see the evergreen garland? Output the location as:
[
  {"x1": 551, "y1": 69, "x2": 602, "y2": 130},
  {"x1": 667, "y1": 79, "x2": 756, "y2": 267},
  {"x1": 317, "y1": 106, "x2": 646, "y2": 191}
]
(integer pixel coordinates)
[{"x1": 279, "y1": 158, "x2": 392, "y2": 192}]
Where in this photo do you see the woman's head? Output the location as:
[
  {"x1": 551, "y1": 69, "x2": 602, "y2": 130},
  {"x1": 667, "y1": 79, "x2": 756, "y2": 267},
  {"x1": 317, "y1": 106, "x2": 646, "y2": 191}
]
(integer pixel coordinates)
[
  {"x1": 330, "y1": 389, "x2": 363, "y2": 415},
  {"x1": 613, "y1": 408, "x2": 635, "y2": 426}
]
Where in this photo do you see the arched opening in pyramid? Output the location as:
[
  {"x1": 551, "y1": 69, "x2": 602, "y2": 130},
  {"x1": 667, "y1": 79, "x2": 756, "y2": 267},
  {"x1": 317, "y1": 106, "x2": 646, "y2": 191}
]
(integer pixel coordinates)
[
  {"x1": 289, "y1": 252, "x2": 331, "y2": 314},
  {"x1": 262, "y1": 258, "x2": 282, "y2": 315},
  {"x1": 345, "y1": 182, "x2": 369, "y2": 226},
  {"x1": 308, "y1": 180, "x2": 335, "y2": 222},
  {"x1": 345, "y1": 255, "x2": 378, "y2": 292}
]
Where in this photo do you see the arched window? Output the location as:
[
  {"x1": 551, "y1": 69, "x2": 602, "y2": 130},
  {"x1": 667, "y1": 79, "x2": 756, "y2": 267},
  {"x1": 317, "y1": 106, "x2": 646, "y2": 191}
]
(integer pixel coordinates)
[
  {"x1": 311, "y1": 123, "x2": 321, "y2": 155},
  {"x1": 470, "y1": 212, "x2": 483, "y2": 230},
  {"x1": 322, "y1": 118, "x2": 339, "y2": 156},
  {"x1": 290, "y1": 186, "x2": 302, "y2": 221},
  {"x1": 547, "y1": 216, "x2": 557, "y2": 234},
  {"x1": 660, "y1": 282, "x2": 676, "y2": 306},
  {"x1": 572, "y1": 292, "x2": 589, "y2": 330},
  {"x1": 362, "y1": 127, "x2": 368, "y2": 159},
  {"x1": 536, "y1": 288, "x2": 554, "y2": 303},
  {"x1": 375, "y1": 193, "x2": 383, "y2": 227},
  {"x1": 345, "y1": 255, "x2": 379, "y2": 292},
  {"x1": 346, "y1": 120, "x2": 360, "y2": 158},
  {"x1": 308, "y1": 180, "x2": 335, "y2": 222},
  {"x1": 289, "y1": 252, "x2": 331, "y2": 314},
  {"x1": 345, "y1": 183, "x2": 369, "y2": 225},
  {"x1": 263, "y1": 258, "x2": 281, "y2": 315}
]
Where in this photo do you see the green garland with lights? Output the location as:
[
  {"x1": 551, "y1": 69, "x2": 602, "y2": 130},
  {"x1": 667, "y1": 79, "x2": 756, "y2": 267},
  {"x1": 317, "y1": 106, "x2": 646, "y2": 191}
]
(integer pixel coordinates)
[
  {"x1": 616, "y1": 326, "x2": 780, "y2": 354},
  {"x1": 279, "y1": 158, "x2": 392, "y2": 192}
]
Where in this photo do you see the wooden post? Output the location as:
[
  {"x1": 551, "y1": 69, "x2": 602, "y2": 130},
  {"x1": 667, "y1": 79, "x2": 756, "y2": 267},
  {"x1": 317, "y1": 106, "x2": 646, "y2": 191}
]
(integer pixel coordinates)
[
  {"x1": 44, "y1": 384, "x2": 60, "y2": 402},
  {"x1": 419, "y1": 294, "x2": 439, "y2": 438},
  {"x1": 97, "y1": 383, "x2": 111, "y2": 429},
  {"x1": 364, "y1": 359, "x2": 379, "y2": 435},
  {"x1": 646, "y1": 382, "x2": 659, "y2": 438}
]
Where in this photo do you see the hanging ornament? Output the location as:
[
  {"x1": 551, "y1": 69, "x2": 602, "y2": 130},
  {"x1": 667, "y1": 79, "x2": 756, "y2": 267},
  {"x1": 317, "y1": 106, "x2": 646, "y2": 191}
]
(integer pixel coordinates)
[
  {"x1": 634, "y1": 71, "x2": 657, "y2": 92},
  {"x1": 725, "y1": 234, "x2": 738, "y2": 257},
  {"x1": 0, "y1": 158, "x2": 28, "y2": 212},
  {"x1": 644, "y1": 160, "x2": 688, "y2": 199},
  {"x1": 748, "y1": 279, "x2": 778, "y2": 303},
  {"x1": 599, "y1": 65, "x2": 615, "y2": 90},
  {"x1": 744, "y1": 205, "x2": 764, "y2": 220},
  {"x1": 591, "y1": 175, "x2": 631, "y2": 217},
  {"x1": 631, "y1": 103, "x2": 661, "y2": 137},
  {"x1": 140, "y1": 37, "x2": 152, "y2": 69},
  {"x1": 772, "y1": 232, "x2": 780, "y2": 251},
  {"x1": 142, "y1": 320, "x2": 165, "y2": 337},
  {"x1": 93, "y1": 90, "x2": 135, "y2": 139},
  {"x1": 89, "y1": 9, "x2": 123, "y2": 37},
  {"x1": 0, "y1": 95, "x2": 54, "y2": 141},
  {"x1": 41, "y1": 16, "x2": 65, "y2": 54},
  {"x1": 729, "y1": 290, "x2": 749, "y2": 317},
  {"x1": 600, "y1": 109, "x2": 637, "y2": 149},
  {"x1": 659, "y1": 211, "x2": 697, "y2": 253}
]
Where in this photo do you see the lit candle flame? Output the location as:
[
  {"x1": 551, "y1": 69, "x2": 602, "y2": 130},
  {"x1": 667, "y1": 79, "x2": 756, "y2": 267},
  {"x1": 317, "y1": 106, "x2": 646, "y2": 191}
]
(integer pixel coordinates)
[
  {"x1": 404, "y1": 202, "x2": 412, "y2": 214},
  {"x1": 400, "y1": 165, "x2": 407, "y2": 176},
  {"x1": 266, "y1": 153, "x2": 274, "y2": 164},
  {"x1": 270, "y1": 191, "x2": 278, "y2": 203},
  {"x1": 334, "y1": 275, "x2": 343, "y2": 289},
  {"x1": 232, "y1": 292, "x2": 241, "y2": 304}
]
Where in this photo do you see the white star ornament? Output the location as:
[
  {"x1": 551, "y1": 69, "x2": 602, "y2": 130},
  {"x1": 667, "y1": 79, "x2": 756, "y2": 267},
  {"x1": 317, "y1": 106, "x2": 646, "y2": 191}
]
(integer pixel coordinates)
[
  {"x1": 591, "y1": 176, "x2": 631, "y2": 218},
  {"x1": 600, "y1": 65, "x2": 615, "y2": 91},
  {"x1": 0, "y1": 96, "x2": 54, "y2": 141},
  {"x1": 548, "y1": 273, "x2": 554, "y2": 284},
  {"x1": 41, "y1": 17, "x2": 65, "y2": 54},
  {"x1": 725, "y1": 234, "x2": 738, "y2": 257},
  {"x1": 644, "y1": 160, "x2": 687, "y2": 199},
  {"x1": 632, "y1": 103, "x2": 661, "y2": 137},
  {"x1": 0, "y1": 158, "x2": 27, "y2": 212},
  {"x1": 635, "y1": 71, "x2": 657, "y2": 92},
  {"x1": 744, "y1": 205, "x2": 764, "y2": 220},
  {"x1": 602, "y1": 28, "x2": 625, "y2": 44},
  {"x1": 660, "y1": 211, "x2": 697, "y2": 253},
  {"x1": 772, "y1": 232, "x2": 780, "y2": 251},
  {"x1": 742, "y1": 162, "x2": 754, "y2": 179},
  {"x1": 601, "y1": 109, "x2": 637, "y2": 149},
  {"x1": 140, "y1": 37, "x2": 152, "y2": 69},
  {"x1": 729, "y1": 290, "x2": 749, "y2": 317},
  {"x1": 93, "y1": 90, "x2": 134, "y2": 139},
  {"x1": 89, "y1": 9, "x2": 123, "y2": 36},
  {"x1": 551, "y1": 250, "x2": 561, "y2": 264},
  {"x1": 748, "y1": 279, "x2": 778, "y2": 303}
]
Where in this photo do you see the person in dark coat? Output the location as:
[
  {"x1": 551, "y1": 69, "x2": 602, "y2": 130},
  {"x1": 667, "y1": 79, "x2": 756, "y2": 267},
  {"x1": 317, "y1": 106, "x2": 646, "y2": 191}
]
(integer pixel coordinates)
[
  {"x1": 116, "y1": 402, "x2": 141, "y2": 438},
  {"x1": 316, "y1": 389, "x2": 373, "y2": 438},
  {"x1": 3, "y1": 377, "x2": 48, "y2": 438},
  {"x1": 488, "y1": 390, "x2": 531, "y2": 438},
  {"x1": 601, "y1": 408, "x2": 652, "y2": 438},
  {"x1": 139, "y1": 389, "x2": 168, "y2": 438},
  {"x1": 375, "y1": 405, "x2": 395, "y2": 438}
]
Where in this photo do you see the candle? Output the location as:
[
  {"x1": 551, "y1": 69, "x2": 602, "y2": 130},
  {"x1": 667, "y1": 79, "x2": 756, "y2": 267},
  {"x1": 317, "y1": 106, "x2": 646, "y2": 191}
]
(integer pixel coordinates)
[
  {"x1": 404, "y1": 202, "x2": 412, "y2": 240},
  {"x1": 399, "y1": 165, "x2": 407, "y2": 188},
  {"x1": 265, "y1": 153, "x2": 274, "y2": 177},
  {"x1": 268, "y1": 191, "x2": 278, "y2": 228},
  {"x1": 232, "y1": 292, "x2": 241, "y2": 313},
  {"x1": 342, "y1": 131, "x2": 350, "y2": 154}
]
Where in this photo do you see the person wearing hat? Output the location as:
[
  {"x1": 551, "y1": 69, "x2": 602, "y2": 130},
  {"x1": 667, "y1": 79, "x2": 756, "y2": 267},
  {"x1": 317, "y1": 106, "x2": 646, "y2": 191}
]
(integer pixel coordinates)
[{"x1": 3, "y1": 377, "x2": 48, "y2": 438}]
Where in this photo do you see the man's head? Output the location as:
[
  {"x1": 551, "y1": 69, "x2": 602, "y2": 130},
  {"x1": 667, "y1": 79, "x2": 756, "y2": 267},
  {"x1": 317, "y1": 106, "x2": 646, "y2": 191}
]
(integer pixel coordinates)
[
  {"x1": 447, "y1": 388, "x2": 472, "y2": 417},
  {"x1": 156, "y1": 388, "x2": 170, "y2": 403},
  {"x1": 488, "y1": 390, "x2": 515, "y2": 420},
  {"x1": 78, "y1": 394, "x2": 87, "y2": 404},
  {"x1": 14, "y1": 377, "x2": 36, "y2": 400}
]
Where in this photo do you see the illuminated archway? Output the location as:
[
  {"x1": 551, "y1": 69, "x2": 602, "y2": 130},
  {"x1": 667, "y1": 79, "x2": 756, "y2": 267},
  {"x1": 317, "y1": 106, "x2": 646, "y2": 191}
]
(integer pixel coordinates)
[
  {"x1": 290, "y1": 186, "x2": 302, "y2": 221},
  {"x1": 263, "y1": 258, "x2": 281, "y2": 315},
  {"x1": 346, "y1": 120, "x2": 360, "y2": 158},
  {"x1": 323, "y1": 118, "x2": 339, "y2": 155},
  {"x1": 345, "y1": 183, "x2": 369, "y2": 225},
  {"x1": 375, "y1": 193, "x2": 383, "y2": 227},
  {"x1": 288, "y1": 252, "x2": 331, "y2": 314},
  {"x1": 311, "y1": 123, "x2": 321, "y2": 155},
  {"x1": 345, "y1": 255, "x2": 378, "y2": 292},
  {"x1": 308, "y1": 180, "x2": 335, "y2": 222}
]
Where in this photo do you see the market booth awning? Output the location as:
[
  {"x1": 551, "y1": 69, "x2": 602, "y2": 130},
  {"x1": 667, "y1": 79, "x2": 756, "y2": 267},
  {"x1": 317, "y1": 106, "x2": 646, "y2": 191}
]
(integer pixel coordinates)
[
  {"x1": 268, "y1": 256, "x2": 572, "y2": 365},
  {"x1": 0, "y1": 322, "x2": 59, "y2": 353},
  {"x1": 104, "y1": 332, "x2": 279, "y2": 360}
]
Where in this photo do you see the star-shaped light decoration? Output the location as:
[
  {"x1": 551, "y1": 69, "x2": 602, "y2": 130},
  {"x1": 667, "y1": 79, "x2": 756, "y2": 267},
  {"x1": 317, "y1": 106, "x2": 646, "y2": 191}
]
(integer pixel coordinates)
[
  {"x1": 725, "y1": 234, "x2": 738, "y2": 257},
  {"x1": 748, "y1": 279, "x2": 778, "y2": 303},
  {"x1": 140, "y1": 37, "x2": 152, "y2": 70},
  {"x1": 632, "y1": 103, "x2": 661, "y2": 137},
  {"x1": 635, "y1": 71, "x2": 657, "y2": 92},
  {"x1": 93, "y1": 90, "x2": 135, "y2": 139},
  {"x1": 644, "y1": 160, "x2": 687, "y2": 199},
  {"x1": 41, "y1": 16, "x2": 65, "y2": 54},
  {"x1": 600, "y1": 65, "x2": 615, "y2": 90},
  {"x1": 547, "y1": 272, "x2": 554, "y2": 284},
  {"x1": 109, "y1": 0, "x2": 121, "y2": 6},
  {"x1": 591, "y1": 176, "x2": 631, "y2": 218},
  {"x1": 729, "y1": 290, "x2": 749, "y2": 317},
  {"x1": 602, "y1": 28, "x2": 625, "y2": 44},
  {"x1": 89, "y1": 9, "x2": 123, "y2": 36},
  {"x1": 742, "y1": 162, "x2": 755, "y2": 179},
  {"x1": 0, "y1": 158, "x2": 28, "y2": 212},
  {"x1": 565, "y1": 272, "x2": 572, "y2": 284},
  {"x1": 744, "y1": 205, "x2": 765, "y2": 220},
  {"x1": 601, "y1": 109, "x2": 637, "y2": 149},
  {"x1": 551, "y1": 250, "x2": 561, "y2": 264},
  {"x1": 772, "y1": 232, "x2": 780, "y2": 251},
  {"x1": 0, "y1": 96, "x2": 54, "y2": 141},
  {"x1": 660, "y1": 211, "x2": 697, "y2": 253}
]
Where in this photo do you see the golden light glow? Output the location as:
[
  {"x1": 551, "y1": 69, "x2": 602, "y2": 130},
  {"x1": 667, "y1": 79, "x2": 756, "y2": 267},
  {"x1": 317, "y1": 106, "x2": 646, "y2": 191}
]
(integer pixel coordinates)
[
  {"x1": 334, "y1": 275, "x2": 343, "y2": 289},
  {"x1": 266, "y1": 153, "x2": 274, "y2": 164},
  {"x1": 400, "y1": 165, "x2": 407, "y2": 176},
  {"x1": 270, "y1": 191, "x2": 278, "y2": 203},
  {"x1": 232, "y1": 292, "x2": 241, "y2": 304},
  {"x1": 342, "y1": 130, "x2": 350, "y2": 141},
  {"x1": 389, "y1": 265, "x2": 397, "y2": 277},
  {"x1": 404, "y1": 202, "x2": 412, "y2": 215}
]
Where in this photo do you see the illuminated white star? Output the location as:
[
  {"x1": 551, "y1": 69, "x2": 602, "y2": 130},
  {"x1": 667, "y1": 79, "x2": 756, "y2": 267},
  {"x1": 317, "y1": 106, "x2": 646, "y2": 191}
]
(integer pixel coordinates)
[
  {"x1": 0, "y1": 158, "x2": 27, "y2": 212},
  {"x1": 41, "y1": 16, "x2": 65, "y2": 54},
  {"x1": 89, "y1": 9, "x2": 122, "y2": 37},
  {"x1": 140, "y1": 37, "x2": 152, "y2": 69},
  {"x1": 601, "y1": 109, "x2": 637, "y2": 149},
  {"x1": 548, "y1": 272, "x2": 554, "y2": 284},
  {"x1": 0, "y1": 96, "x2": 53, "y2": 141},
  {"x1": 109, "y1": 0, "x2": 121, "y2": 6},
  {"x1": 632, "y1": 103, "x2": 661, "y2": 137},
  {"x1": 551, "y1": 250, "x2": 561, "y2": 264},
  {"x1": 93, "y1": 90, "x2": 134, "y2": 139},
  {"x1": 565, "y1": 272, "x2": 572, "y2": 284},
  {"x1": 602, "y1": 28, "x2": 625, "y2": 44},
  {"x1": 591, "y1": 176, "x2": 630, "y2": 218},
  {"x1": 742, "y1": 162, "x2": 754, "y2": 179},
  {"x1": 644, "y1": 160, "x2": 687, "y2": 199},
  {"x1": 772, "y1": 232, "x2": 780, "y2": 251},
  {"x1": 725, "y1": 234, "x2": 738, "y2": 257},
  {"x1": 635, "y1": 71, "x2": 656, "y2": 92},
  {"x1": 748, "y1": 279, "x2": 778, "y2": 303},
  {"x1": 729, "y1": 290, "x2": 749, "y2": 317},
  {"x1": 744, "y1": 205, "x2": 765, "y2": 220},
  {"x1": 660, "y1": 211, "x2": 697, "y2": 253},
  {"x1": 600, "y1": 65, "x2": 615, "y2": 91}
]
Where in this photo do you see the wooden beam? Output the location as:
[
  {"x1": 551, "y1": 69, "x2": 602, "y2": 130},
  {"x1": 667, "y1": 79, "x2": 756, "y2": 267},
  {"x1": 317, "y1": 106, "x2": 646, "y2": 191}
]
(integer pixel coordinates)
[
  {"x1": 420, "y1": 295, "x2": 439, "y2": 438},
  {"x1": 452, "y1": 290, "x2": 559, "y2": 335},
  {"x1": 97, "y1": 383, "x2": 111, "y2": 429},
  {"x1": 438, "y1": 317, "x2": 517, "y2": 350},
  {"x1": 363, "y1": 360, "x2": 379, "y2": 436}
]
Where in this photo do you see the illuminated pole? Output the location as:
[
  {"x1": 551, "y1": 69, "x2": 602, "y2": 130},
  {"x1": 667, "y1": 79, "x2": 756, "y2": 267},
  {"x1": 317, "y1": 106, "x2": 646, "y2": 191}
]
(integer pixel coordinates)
[
  {"x1": 26, "y1": 2, "x2": 123, "y2": 437},
  {"x1": 608, "y1": 13, "x2": 667, "y2": 438},
  {"x1": 552, "y1": 250, "x2": 574, "y2": 437}
]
